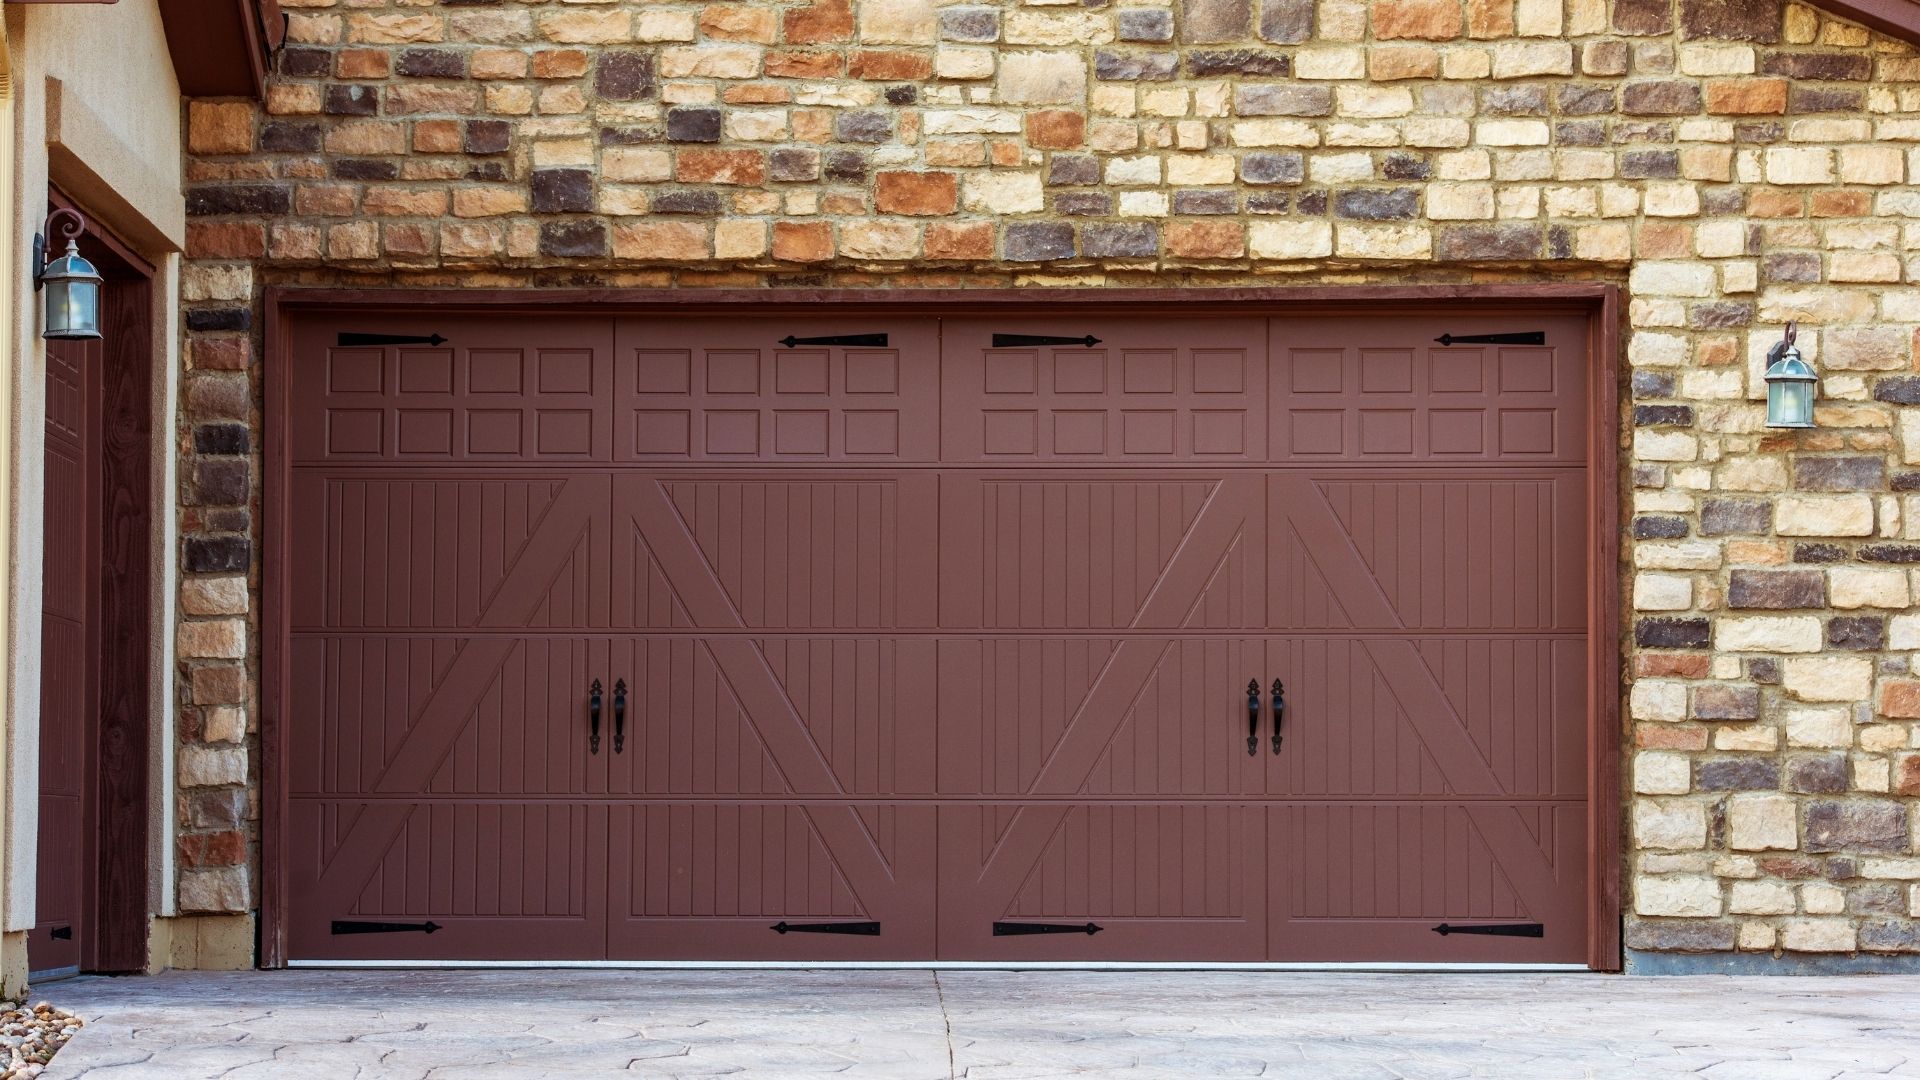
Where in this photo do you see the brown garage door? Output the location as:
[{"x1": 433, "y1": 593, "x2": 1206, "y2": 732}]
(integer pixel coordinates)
[{"x1": 283, "y1": 306, "x2": 1589, "y2": 964}]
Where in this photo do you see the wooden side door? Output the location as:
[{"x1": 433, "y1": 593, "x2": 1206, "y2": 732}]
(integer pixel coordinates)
[
  {"x1": 934, "y1": 316, "x2": 1272, "y2": 960},
  {"x1": 1263, "y1": 313, "x2": 1591, "y2": 964}
]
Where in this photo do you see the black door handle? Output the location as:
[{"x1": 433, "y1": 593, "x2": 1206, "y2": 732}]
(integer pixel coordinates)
[
  {"x1": 1271, "y1": 678, "x2": 1286, "y2": 754},
  {"x1": 613, "y1": 678, "x2": 628, "y2": 754},
  {"x1": 1246, "y1": 678, "x2": 1260, "y2": 756},
  {"x1": 588, "y1": 678, "x2": 603, "y2": 755}
]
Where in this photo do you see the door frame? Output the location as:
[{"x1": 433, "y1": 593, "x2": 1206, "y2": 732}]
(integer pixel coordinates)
[{"x1": 260, "y1": 284, "x2": 1622, "y2": 971}]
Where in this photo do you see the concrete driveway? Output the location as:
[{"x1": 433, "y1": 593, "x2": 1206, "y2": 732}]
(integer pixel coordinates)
[{"x1": 36, "y1": 969, "x2": 1920, "y2": 1078}]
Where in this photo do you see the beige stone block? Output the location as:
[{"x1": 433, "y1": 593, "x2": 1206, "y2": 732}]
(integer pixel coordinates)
[
  {"x1": 634, "y1": 9, "x2": 699, "y2": 41},
  {"x1": 1574, "y1": 223, "x2": 1632, "y2": 262},
  {"x1": 1630, "y1": 680, "x2": 1688, "y2": 721},
  {"x1": 997, "y1": 51, "x2": 1087, "y2": 105},
  {"x1": 1723, "y1": 262, "x2": 1759, "y2": 294},
  {"x1": 1634, "y1": 574, "x2": 1692, "y2": 611},
  {"x1": 1426, "y1": 183, "x2": 1494, "y2": 220},
  {"x1": 925, "y1": 109, "x2": 1022, "y2": 135},
  {"x1": 180, "y1": 745, "x2": 248, "y2": 787},
  {"x1": 1777, "y1": 495, "x2": 1874, "y2": 536},
  {"x1": 1555, "y1": 152, "x2": 1613, "y2": 182},
  {"x1": 1167, "y1": 155, "x2": 1235, "y2": 184},
  {"x1": 1729, "y1": 880, "x2": 1796, "y2": 915},
  {"x1": 714, "y1": 219, "x2": 767, "y2": 259},
  {"x1": 1404, "y1": 118, "x2": 1471, "y2": 147},
  {"x1": 1782, "y1": 658, "x2": 1874, "y2": 704},
  {"x1": 1635, "y1": 801, "x2": 1708, "y2": 850},
  {"x1": 1308, "y1": 152, "x2": 1374, "y2": 182},
  {"x1": 1678, "y1": 42, "x2": 1755, "y2": 75},
  {"x1": 1633, "y1": 540, "x2": 1721, "y2": 570},
  {"x1": 1489, "y1": 40, "x2": 1573, "y2": 77},
  {"x1": 839, "y1": 221, "x2": 919, "y2": 261},
  {"x1": 1336, "y1": 85, "x2": 1413, "y2": 118},
  {"x1": 1643, "y1": 183, "x2": 1700, "y2": 217},
  {"x1": 1634, "y1": 429, "x2": 1698, "y2": 462},
  {"x1": 1295, "y1": 47, "x2": 1366, "y2": 79},
  {"x1": 1233, "y1": 120, "x2": 1321, "y2": 147},
  {"x1": 1175, "y1": 120, "x2": 1209, "y2": 149},
  {"x1": 1116, "y1": 191, "x2": 1169, "y2": 216},
  {"x1": 1839, "y1": 145, "x2": 1905, "y2": 185},
  {"x1": 179, "y1": 620, "x2": 247, "y2": 660},
  {"x1": 1859, "y1": 724, "x2": 1907, "y2": 753},
  {"x1": 535, "y1": 10, "x2": 630, "y2": 43},
  {"x1": 1831, "y1": 567, "x2": 1910, "y2": 609},
  {"x1": 603, "y1": 148, "x2": 672, "y2": 184},
  {"x1": 1335, "y1": 223, "x2": 1431, "y2": 259},
  {"x1": 1475, "y1": 119, "x2": 1550, "y2": 146},
  {"x1": 1716, "y1": 724, "x2": 1780, "y2": 751},
  {"x1": 1441, "y1": 48, "x2": 1491, "y2": 79},
  {"x1": 1782, "y1": 919, "x2": 1855, "y2": 952},
  {"x1": 1861, "y1": 856, "x2": 1920, "y2": 879},
  {"x1": 1104, "y1": 155, "x2": 1161, "y2": 185},
  {"x1": 935, "y1": 46, "x2": 995, "y2": 80},
  {"x1": 1728, "y1": 794, "x2": 1798, "y2": 851},
  {"x1": 348, "y1": 13, "x2": 442, "y2": 43},
  {"x1": 1831, "y1": 253, "x2": 1902, "y2": 283},
  {"x1": 961, "y1": 172, "x2": 1044, "y2": 213},
  {"x1": 1785, "y1": 705, "x2": 1854, "y2": 748},
  {"x1": 660, "y1": 45, "x2": 761, "y2": 78},
  {"x1": 1765, "y1": 146, "x2": 1835, "y2": 185},
  {"x1": 181, "y1": 577, "x2": 248, "y2": 617},
  {"x1": 1514, "y1": 0, "x2": 1561, "y2": 35},
  {"x1": 1717, "y1": 616, "x2": 1822, "y2": 653},
  {"x1": 1634, "y1": 751, "x2": 1692, "y2": 795},
  {"x1": 1005, "y1": 11, "x2": 1113, "y2": 44},
  {"x1": 179, "y1": 869, "x2": 251, "y2": 914},
  {"x1": 1736, "y1": 922, "x2": 1776, "y2": 950},
  {"x1": 1629, "y1": 261, "x2": 1716, "y2": 299},
  {"x1": 1250, "y1": 220, "x2": 1334, "y2": 259},
  {"x1": 1801, "y1": 882, "x2": 1845, "y2": 914},
  {"x1": 1634, "y1": 875, "x2": 1722, "y2": 917},
  {"x1": 859, "y1": 0, "x2": 936, "y2": 42}
]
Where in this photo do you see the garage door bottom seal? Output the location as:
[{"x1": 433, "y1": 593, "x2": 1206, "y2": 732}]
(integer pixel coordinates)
[{"x1": 289, "y1": 960, "x2": 1587, "y2": 973}]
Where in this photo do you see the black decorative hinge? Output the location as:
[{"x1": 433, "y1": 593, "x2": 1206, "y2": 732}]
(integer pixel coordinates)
[
  {"x1": 1433, "y1": 332, "x2": 1545, "y2": 347},
  {"x1": 336, "y1": 332, "x2": 448, "y2": 347},
  {"x1": 1431, "y1": 922, "x2": 1543, "y2": 938},
  {"x1": 48, "y1": 926, "x2": 71, "y2": 941},
  {"x1": 993, "y1": 921, "x2": 1104, "y2": 936},
  {"x1": 332, "y1": 920, "x2": 443, "y2": 935},
  {"x1": 778, "y1": 333, "x2": 889, "y2": 348},
  {"x1": 770, "y1": 921, "x2": 881, "y2": 935},
  {"x1": 992, "y1": 334, "x2": 1102, "y2": 348}
]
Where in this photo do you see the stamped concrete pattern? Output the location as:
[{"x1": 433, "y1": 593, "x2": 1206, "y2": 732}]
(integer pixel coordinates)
[{"x1": 36, "y1": 969, "x2": 1920, "y2": 1079}]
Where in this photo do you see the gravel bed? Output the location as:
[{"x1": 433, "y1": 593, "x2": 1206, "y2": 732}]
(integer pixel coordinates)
[{"x1": 0, "y1": 1002, "x2": 82, "y2": 1079}]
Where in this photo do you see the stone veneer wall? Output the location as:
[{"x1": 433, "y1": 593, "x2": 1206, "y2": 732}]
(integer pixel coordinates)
[{"x1": 175, "y1": 0, "x2": 1920, "y2": 965}]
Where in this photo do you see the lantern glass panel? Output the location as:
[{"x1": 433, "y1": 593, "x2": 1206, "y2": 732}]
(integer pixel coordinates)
[
  {"x1": 1768, "y1": 378, "x2": 1813, "y2": 428},
  {"x1": 54, "y1": 279, "x2": 100, "y2": 338}
]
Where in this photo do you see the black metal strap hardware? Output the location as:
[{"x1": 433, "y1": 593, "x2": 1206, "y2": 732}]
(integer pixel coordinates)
[
  {"x1": 49, "y1": 926, "x2": 71, "y2": 941},
  {"x1": 337, "y1": 332, "x2": 448, "y2": 347},
  {"x1": 1271, "y1": 678, "x2": 1286, "y2": 755},
  {"x1": 1431, "y1": 922, "x2": 1543, "y2": 937},
  {"x1": 994, "y1": 921, "x2": 1104, "y2": 936},
  {"x1": 771, "y1": 921, "x2": 881, "y2": 935},
  {"x1": 992, "y1": 334, "x2": 1101, "y2": 348},
  {"x1": 778, "y1": 333, "x2": 888, "y2": 348},
  {"x1": 1246, "y1": 679, "x2": 1260, "y2": 757},
  {"x1": 332, "y1": 920, "x2": 443, "y2": 935},
  {"x1": 588, "y1": 678, "x2": 603, "y2": 755},
  {"x1": 612, "y1": 678, "x2": 628, "y2": 754},
  {"x1": 1433, "y1": 332, "x2": 1545, "y2": 347}
]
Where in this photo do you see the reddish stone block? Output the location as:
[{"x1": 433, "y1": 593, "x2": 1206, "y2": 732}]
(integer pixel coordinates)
[
  {"x1": 178, "y1": 830, "x2": 248, "y2": 869},
  {"x1": 1705, "y1": 78, "x2": 1787, "y2": 115},
  {"x1": 767, "y1": 51, "x2": 846, "y2": 79},
  {"x1": 191, "y1": 665, "x2": 248, "y2": 706},
  {"x1": 1811, "y1": 190, "x2": 1870, "y2": 217},
  {"x1": 1879, "y1": 681, "x2": 1920, "y2": 718},
  {"x1": 335, "y1": 49, "x2": 390, "y2": 79},
  {"x1": 1634, "y1": 725, "x2": 1710, "y2": 750},
  {"x1": 1167, "y1": 221, "x2": 1247, "y2": 258},
  {"x1": 1635, "y1": 653, "x2": 1712, "y2": 678},
  {"x1": 924, "y1": 221, "x2": 994, "y2": 260},
  {"x1": 1748, "y1": 190, "x2": 1803, "y2": 218},
  {"x1": 848, "y1": 50, "x2": 934, "y2": 80},
  {"x1": 1373, "y1": 0, "x2": 1463, "y2": 39},
  {"x1": 785, "y1": 0, "x2": 854, "y2": 43},
  {"x1": 875, "y1": 171, "x2": 959, "y2": 215},
  {"x1": 772, "y1": 221, "x2": 834, "y2": 262},
  {"x1": 186, "y1": 223, "x2": 267, "y2": 260},
  {"x1": 676, "y1": 149, "x2": 767, "y2": 185},
  {"x1": 532, "y1": 49, "x2": 591, "y2": 78},
  {"x1": 1895, "y1": 754, "x2": 1920, "y2": 797},
  {"x1": 1026, "y1": 110, "x2": 1086, "y2": 149},
  {"x1": 411, "y1": 119, "x2": 463, "y2": 153}
]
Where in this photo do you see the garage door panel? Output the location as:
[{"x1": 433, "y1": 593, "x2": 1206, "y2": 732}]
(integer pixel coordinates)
[
  {"x1": 287, "y1": 799, "x2": 608, "y2": 961},
  {"x1": 940, "y1": 473, "x2": 1264, "y2": 630},
  {"x1": 615, "y1": 319, "x2": 939, "y2": 463},
  {"x1": 1267, "y1": 802, "x2": 1586, "y2": 964},
  {"x1": 936, "y1": 804, "x2": 1266, "y2": 960},
  {"x1": 607, "y1": 803, "x2": 937, "y2": 959},
  {"x1": 291, "y1": 317, "x2": 615, "y2": 464},
  {"x1": 614, "y1": 473, "x2": 938, "y2": 631},
  {"x1": 606, "y1": 637, "x2": 933, "y2": 797},
  {"x1": 938, "y1": 638, "x2": 1266, "y2": 798},
  {"x1": 942, "y1": 318, "x2": 1268, "y2": 463}
]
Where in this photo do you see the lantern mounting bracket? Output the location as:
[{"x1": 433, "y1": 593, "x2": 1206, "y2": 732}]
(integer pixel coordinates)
[{"x1": 32, "y1": 208, "x2": 87, "y2": 292}]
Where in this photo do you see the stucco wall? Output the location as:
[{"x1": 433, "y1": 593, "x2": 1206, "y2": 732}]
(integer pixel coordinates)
[{"x1": 177, "y1": 0, "x2": 1920, "y2": 965}]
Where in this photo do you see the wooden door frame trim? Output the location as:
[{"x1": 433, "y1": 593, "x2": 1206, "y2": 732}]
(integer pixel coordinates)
[{"x1": 259, "y1": 283, "x2": 1624, "y2": 971}]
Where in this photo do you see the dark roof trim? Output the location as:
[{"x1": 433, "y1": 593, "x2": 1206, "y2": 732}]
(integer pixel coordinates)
[
  {"x1": 157, "y1": 0, "x2": 281, "y2": 100},
  {"x1": 1809, "y1": 0, "x2": 1920, "y2": 44}
]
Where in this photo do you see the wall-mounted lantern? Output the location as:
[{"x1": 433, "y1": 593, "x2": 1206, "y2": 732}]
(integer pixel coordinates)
[
  {"x1": 1764, "y1": 320, "x2": 1816, "y2": 429},
  {"x1": 33, "y1": 208, "x2": 102, "y2": 341}
]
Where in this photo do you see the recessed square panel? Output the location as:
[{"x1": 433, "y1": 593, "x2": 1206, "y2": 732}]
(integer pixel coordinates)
[
  {"x1": 1359, "y1": 410, "x2": 1414, "y2": 455},
  {"x1": 1429, "y1": 348, "x2": 1482, "y2": 393},
  {"x1": 326, "y1": 409, "x2": 383, "y2": 454},
  {"x1": 469, "y1": 349, "x2": 524, "y2": 394},
  {"x1": 1192, "y1": 350, "x2": 1245, "y2": 394},
  {"x1": 984, "y1": 351, "x2": 1036, "y2": 394},
  {"x1": 1123, "y1": 350, "x2": 1175, "y2": 394},
  {"x1": 706, "y1": 410, "x2": 760, "y2": 454},
  {"x1": 632, "y1": 350, "x2": 691, "y2": 394},
  {"x1": 1428, "y1": 409, "x2": 1485, "y2": 455},
  {"x1": 776, "y1": 350, "x2": 830, "y2": 394},
  {"x1": 706, "y1": 351, "x2": 761, "y2": 394},
  {"x1": 1499, "y1": 408, "x2": 1555, "y2": 454},
  {"x1": 467, "y1": 410, "x2": 522, "y2": 454},
  {"x1": 983, "y1": 410, "x2": 1037, "y2": 455},
  {"x1": 539, "y1": 350, "x2": 594, "y2": 394},
  {"x1": 1052, "y1": 410, "x2": 1106, "y2": 454},
  {"x1": 1289, "y1": 349, "x2": 1344, "y2": 393},
  {"x1": 1360, "y1": 349, "x2": 1413, "y2": 394},
  {"x1": 1192, "y1": 410, "x2": 1245, "y2": 455},
  {"x1": 633, "y1": 410, "x2": 691, "y2": 454},
  {"x1": 328, "y1": 349, "x2": 383, "y2": 394},
  {"x1": 1288, "y1": 410, "x2": 1344, "y2": 455},
  {"x1": 397, "y1": 410, "x2": 453, "y2": 455},
  {"x1": 1499, "y1": 348, "x2": 1555, "y2": 393},
  {"x1": 845, "y1": 351, "x2": 898, "y2": 394},
  {"x1": 537, "y1": 410, "x2": 594, "y2": 455},
  {"x1": 1053, "y1": 351, "x2": 1106, "y2": 394},
  {"x1": 398, "y1": 349, "x2": 453, "y2": 394},
  {"x1": 1121, "y1": 410, "x2": 1175, "y2": 455},
  {"x1": 845, "y1": 410, "x2": 900, "y2": 455},
  {"x1": 773, "y1": 410, "x2": 830, "y2": 454}
]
